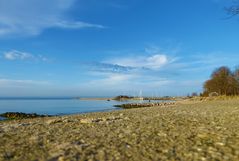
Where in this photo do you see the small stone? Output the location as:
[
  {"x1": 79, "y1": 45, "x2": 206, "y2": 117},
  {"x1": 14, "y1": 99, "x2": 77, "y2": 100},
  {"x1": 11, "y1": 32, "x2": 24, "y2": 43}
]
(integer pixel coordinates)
[
  {"x1": 92, "y1": 118, "x2": 103, "y2": 123},
  {"x1": 19, "y1": 123, "x2": 30, "y2": 126},
  {"x1": 118, "y1": 133, "x2": 124, "y2": 138},
  {"x1": 197, "y1": 148, "x2": 203, "y2": 152},
  {"x1": 215, "y1": 142, "x2": 225, "y2": 146},
  {"x1": 80, "y1": 119, "x2": 92, "y2": 124},
  {"x1": 58, "y1": 156, "x2": 65, "y2": 161},
  {"x1": 46, "y1": 119, "x2": 63, "y2": 125},
  {"x1": 123, "y1": 129, "x2": 131, "y2": 134},
  {"x1": 157, "y1": 133, "x2": 167, "y2": 137},
  {"x1": 62, "y1": 119, "x2": 74, "y2": 123},
  {"x1": 124, "y1": 117, "x2": 130, "y2": 120},
  {"x1": 97, "y1": 150, "x2": 105, "y2": 160},
  {"x1": 102, "y1": 117, "x2": 107, "y2": 122},
  {"x1": 197, "y1": 133, "x2": 208, "y2": 139}
]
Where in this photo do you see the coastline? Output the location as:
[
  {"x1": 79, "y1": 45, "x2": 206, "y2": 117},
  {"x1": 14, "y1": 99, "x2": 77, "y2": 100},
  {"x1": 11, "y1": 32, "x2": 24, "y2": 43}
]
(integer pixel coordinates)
[
  {"x1": 1, "y1": 99, "x2": 239, "y2": 160},
  {"x1": 78, "y1": 97, "x2": 112, "y2": 101}
]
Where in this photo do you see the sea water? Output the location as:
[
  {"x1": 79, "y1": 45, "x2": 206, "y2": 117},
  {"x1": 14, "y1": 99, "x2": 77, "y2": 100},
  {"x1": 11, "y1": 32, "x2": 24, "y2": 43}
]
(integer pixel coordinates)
[{"x1": 0, "y1": 97, "x2": 162, "y2": 116}]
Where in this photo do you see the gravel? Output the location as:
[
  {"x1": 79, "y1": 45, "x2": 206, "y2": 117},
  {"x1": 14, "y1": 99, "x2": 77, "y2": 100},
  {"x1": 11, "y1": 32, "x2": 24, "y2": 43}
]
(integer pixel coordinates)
[{"x1": 0, "y1": 99, "x2": 239, "y2": 161}]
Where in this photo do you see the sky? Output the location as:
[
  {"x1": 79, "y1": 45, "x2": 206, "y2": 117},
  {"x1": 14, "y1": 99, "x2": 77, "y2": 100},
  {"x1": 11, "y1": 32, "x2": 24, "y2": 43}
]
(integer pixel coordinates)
[{"x1": 0, "y1": 0, "x2": 239, "y2": 97}]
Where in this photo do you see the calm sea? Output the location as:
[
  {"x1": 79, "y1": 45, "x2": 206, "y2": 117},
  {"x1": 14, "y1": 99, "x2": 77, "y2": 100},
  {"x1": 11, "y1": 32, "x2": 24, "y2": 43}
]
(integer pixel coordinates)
[{"x1": 0, "y1": 98, "x2": 162, "y2": 117}]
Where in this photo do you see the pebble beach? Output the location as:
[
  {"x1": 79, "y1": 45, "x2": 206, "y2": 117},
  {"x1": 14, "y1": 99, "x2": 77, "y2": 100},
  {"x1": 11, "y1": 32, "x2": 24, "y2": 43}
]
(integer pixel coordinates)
[{"x1": 0, "y1": 99, "x2": 239, "y2": 161}]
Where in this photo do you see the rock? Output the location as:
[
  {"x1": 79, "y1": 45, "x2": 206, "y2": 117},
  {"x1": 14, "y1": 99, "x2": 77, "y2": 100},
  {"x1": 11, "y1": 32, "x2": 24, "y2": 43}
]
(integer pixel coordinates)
[
  {"x1": 0, "y1": 112, "x2": 50, "y2": 120},
  {"x1": 157, "y1": 133, "x2": 167, "y2": 137},
  {"x1": 58, "y1": 156, "x2": 65, "y2": 161},
  {"x1": 19, "y1": 123, "x2": 31, "y2": 126},
  {"x1": 92, "y1": 118, "x2": 103, "y2": 123},
  {"x1": 80, "y1": 119, "x2": 93, "y2": 124},
  {"x1": 46, "y1": 119, "x2": 63, "y2": 125},
  {"x1": 215, "y1": 142, "x2": 225, "y2": 146}
]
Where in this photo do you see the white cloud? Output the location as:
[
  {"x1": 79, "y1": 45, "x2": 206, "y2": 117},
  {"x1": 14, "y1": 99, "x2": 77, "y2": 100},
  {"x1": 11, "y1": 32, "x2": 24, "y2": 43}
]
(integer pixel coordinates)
[
  {"x1": 104, "y1": 54, "x2": 172, "y2": 70},
  {"x1": 54, "y1": 21, "x2": 105, "y2": 29},
  {"x1": 0, "y1": 0, "x2": 104, "y2": 37},
  {"x1": 4, "y1": 50, "x2": 33, "y2": 60},
  {"x1": 3, "y1": 50, "x2": 48, "y2": 61},
  {"x1": 146, "y1": 55, "x2": 168, "y2": 69}
]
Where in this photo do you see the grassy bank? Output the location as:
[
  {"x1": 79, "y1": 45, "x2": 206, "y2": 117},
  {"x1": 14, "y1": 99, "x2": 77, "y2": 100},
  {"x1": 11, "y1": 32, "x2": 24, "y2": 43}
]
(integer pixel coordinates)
[{"x1": 0, "y1": 99, "x2": 239, "y2": 160}]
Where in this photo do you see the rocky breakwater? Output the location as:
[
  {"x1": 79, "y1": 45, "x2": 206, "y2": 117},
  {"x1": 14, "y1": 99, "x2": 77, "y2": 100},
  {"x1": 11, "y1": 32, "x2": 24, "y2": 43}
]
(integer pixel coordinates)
[
  {"x1": 0, "y1": 112, "x2": 51, "y2": 120},
  {"x1": 114, "y1": 102, "x2": 176, "y2": 109}
]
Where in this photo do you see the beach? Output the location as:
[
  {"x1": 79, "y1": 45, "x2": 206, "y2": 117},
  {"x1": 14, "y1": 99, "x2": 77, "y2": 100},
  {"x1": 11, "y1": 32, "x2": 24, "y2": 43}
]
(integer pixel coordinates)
[{"x1": 0, "y1": 99, "x2": 239, "y2": 161}]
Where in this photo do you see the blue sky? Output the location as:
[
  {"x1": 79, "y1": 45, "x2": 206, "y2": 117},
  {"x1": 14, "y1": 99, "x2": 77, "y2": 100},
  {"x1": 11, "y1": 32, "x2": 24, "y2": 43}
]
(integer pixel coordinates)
[{"x1": 0, "y1": 0, "x2": 239, "y2": 97}]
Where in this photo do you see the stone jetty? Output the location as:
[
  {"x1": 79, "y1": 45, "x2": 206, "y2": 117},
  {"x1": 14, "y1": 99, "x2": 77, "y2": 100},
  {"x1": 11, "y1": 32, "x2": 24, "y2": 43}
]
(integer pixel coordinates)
[{"x1": 114, "y1": 102, "x2": 176, "y2": 109}]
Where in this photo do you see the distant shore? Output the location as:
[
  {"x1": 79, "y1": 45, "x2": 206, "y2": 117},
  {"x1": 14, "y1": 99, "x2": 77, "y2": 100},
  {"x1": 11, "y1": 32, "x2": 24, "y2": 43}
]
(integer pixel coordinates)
[
  {"x1": 77, "y1": 97, "x2": 112, "y2": 101},
  {"x1": 1, "y1": 98, "x2": 239, "y2": 160},
  {"x1": 77, "y1": 96, "x2": 180, "y2": 101}
]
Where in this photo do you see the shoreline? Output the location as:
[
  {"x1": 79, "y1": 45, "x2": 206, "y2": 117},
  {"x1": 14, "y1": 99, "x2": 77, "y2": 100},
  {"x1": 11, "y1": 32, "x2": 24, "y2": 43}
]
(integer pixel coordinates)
[
  {"x1": 0, "y1": 100, "x2": 175, "y2": 120},
  {"x1": 78, "y1": 97, "x2": 112, "y2": 101}
]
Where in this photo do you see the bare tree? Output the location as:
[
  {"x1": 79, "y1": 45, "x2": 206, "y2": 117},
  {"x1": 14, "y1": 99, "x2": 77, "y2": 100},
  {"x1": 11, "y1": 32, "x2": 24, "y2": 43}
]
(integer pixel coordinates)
[
  {"x1": 234, "y1": 66, "x2": 239, "y2": 81},
  {"x1": 204, "y1": 66, "x2": 239, "y2": 96}
]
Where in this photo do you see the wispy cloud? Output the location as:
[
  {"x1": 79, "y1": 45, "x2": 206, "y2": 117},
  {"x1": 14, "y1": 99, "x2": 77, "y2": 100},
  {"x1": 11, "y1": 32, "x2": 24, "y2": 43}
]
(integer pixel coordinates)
[
  {"x1": 4, "y1": 50, "x2": 33, "y2": 60},
  {"x1": 54, "y1": 21, "x2": 105, "y2": 29},
  {"x1": 168, "y1": 52, "x2": 239, "y2": 73},
  {"x1": 3, "y1": 50, "x2": 48, "y2": 62},
  {"x1": 86, "y1": 62, "x2": 138, "y2": 73},
  {"x1": 104, "y1": 54, "x2": 175, "y2": 70},
  {"x1": 0, "y1": 0, "x2": 104, "y2": 37}
]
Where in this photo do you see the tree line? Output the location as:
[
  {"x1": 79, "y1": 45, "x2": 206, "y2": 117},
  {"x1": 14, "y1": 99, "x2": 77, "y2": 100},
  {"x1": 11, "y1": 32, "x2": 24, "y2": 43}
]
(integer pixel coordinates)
[{"x1": 203, "y1": 66, "x2": 239, "y2": 96}]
